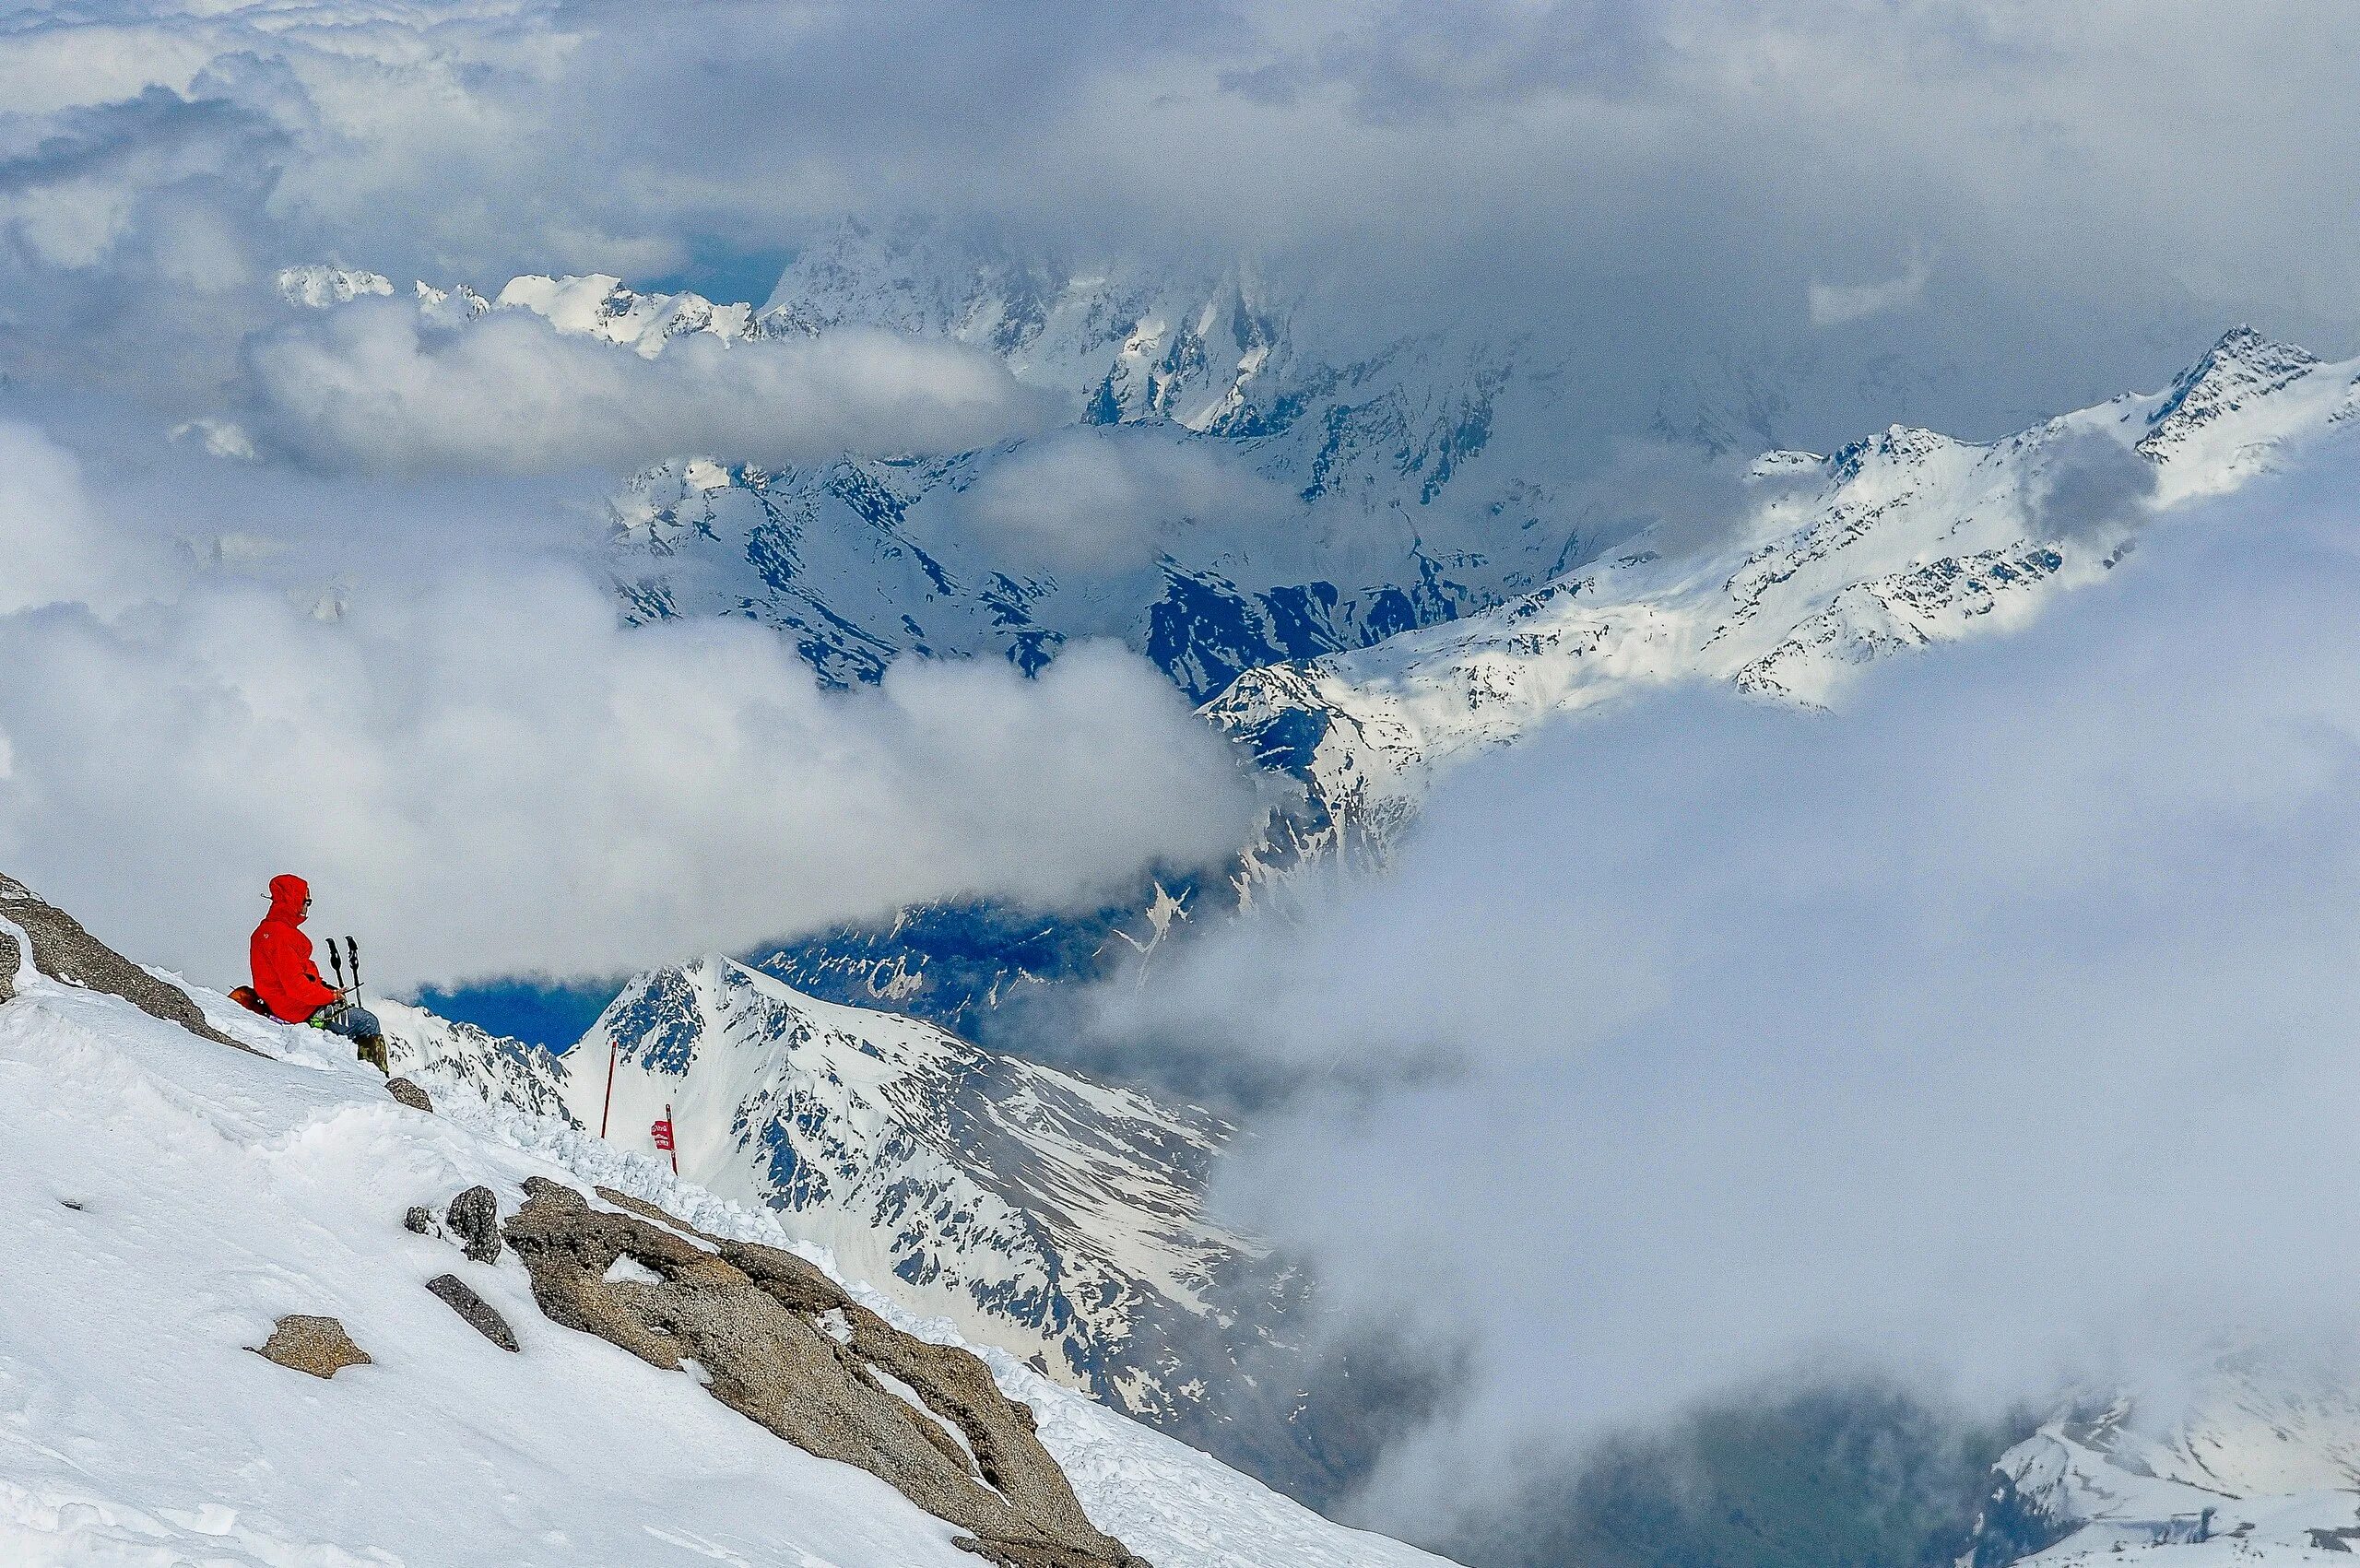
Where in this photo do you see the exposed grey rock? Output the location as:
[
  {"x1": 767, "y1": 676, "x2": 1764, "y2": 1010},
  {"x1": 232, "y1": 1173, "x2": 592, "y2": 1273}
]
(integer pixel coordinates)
[
  {"x1": 404, "y1": 1206, "x2": 436, "y2": 1236},
  {"x1": 446, "y1": 1185, "x2": 501, "y2": 1265},
  {"x1": 0, "y1": 872, "x2": 250, "y2": 1052},
  {"x1": 253, "y1": 1314, "x2": 371, "y2": 1379},
  {"x1": 500, "y1": 1178, "x2": 1146, "y2": 1567},
  {"x1": 385, "y1": 1077, "x2": 434, "y2": 1113},
  {"x1": 427, "y1": 1273, "x2": 519, "y2": 1352}
]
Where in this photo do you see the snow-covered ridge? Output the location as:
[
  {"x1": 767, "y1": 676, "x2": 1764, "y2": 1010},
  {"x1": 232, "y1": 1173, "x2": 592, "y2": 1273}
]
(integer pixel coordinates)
[
  {"x1": 1973, "y1": 1367, "x2": 2360, "y2": 1568},
  {"x1": 1206, "y1": 325, "x2": 2360, "y2": 841},
  {"x1": 375, "y1": 956, "x2": 1329, "y2": 1486},
  {"x1": 0, "y1": 881, "x2": 1449, "y2": 1568},
  {"x1": 560, "y1": 957, "x2": 1258, "y2": 1404}
]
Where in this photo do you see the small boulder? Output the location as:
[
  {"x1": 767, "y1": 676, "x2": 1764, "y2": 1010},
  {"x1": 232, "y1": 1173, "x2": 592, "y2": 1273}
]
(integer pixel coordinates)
[
  {"x1": 427, "y1": 1273, "x2": 520, "y2": 1352},
  {"x1": 447, "y1": 1185, "x2": 501, "y2": 1264},
  {"x1": 254, "y1": 1314, "x2": 371, "y2": 1379},
  {"x1": 404, "y1": 1206, "x2": 437, "y2": 1236},
  {"x1": 385, "y1": 1078, "x2": 434, "y2": 1113}
]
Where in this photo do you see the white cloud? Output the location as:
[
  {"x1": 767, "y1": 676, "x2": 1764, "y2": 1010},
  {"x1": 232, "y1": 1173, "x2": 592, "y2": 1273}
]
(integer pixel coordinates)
[
  {"x1": 0, "y1": 420, "x2": 162, "y2": 615},
  {"x1": 0, "y1": 419, "x2": 1260, "y2": 988},
  {"x1": 242, "y1": 298, "x2": 1055, "y2": 476},
  {"x1": 955, "y1": 426, "x2": 1297, "y2": 574},
  {"x1": 0, "y1": 2, "x2": 2355, "y2": 459},
  {"x1": 1082, "y1": 442, "x2": 2360, "y2": 1534},
  {"x1": 1809, "y1": 249, "x2": 1933, "y2": 328}
]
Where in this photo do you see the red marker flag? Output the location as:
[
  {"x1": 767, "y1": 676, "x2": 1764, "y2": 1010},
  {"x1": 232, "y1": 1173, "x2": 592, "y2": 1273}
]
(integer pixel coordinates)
[{"x1": 651, "y1": 1116, "x2": 675, "y2": 1151}]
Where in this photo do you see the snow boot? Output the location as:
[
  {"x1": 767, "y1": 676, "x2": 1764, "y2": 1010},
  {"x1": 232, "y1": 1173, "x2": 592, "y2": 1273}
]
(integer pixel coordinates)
[{"x1": 355, "y1": 1033, "x2": 389, "y2": 1076}]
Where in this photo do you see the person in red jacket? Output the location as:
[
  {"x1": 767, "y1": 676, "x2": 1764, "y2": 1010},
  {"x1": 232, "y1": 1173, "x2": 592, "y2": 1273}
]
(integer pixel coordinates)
[{"x1": 251, "y1": 874, "x2": 386, "y2": 1072}]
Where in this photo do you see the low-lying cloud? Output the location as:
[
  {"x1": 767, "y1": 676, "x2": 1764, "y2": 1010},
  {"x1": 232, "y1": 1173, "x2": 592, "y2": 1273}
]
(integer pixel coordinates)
[
  {"x1": 1086, "y1": 441, "x2": 2360, "y2": 1536},
  {"x1": 955, "y1": 426, "x2": 1298, "y2": 575},
  {"x1": 0, "y1": 419, "x2": 1259, "y2": 989},
  {"x1": 1809, "y1": 248, "x2": 1934, "y2": 328},
  {"x1": 243, "y1": 298, "x2": 1054, "y2": 476}
]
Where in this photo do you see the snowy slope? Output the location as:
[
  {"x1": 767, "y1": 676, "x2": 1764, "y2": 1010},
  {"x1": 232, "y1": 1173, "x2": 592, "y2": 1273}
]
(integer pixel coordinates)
[
  {"x1": 0, "y1": 926, "x2": 1449, "y2": 1568},
  {"x1": 1208, "y1": 327, "x2": 2360, "y2": 843},
  {"x1": 557, "y1": 958, "x2": 1266, "y2": 1410},
  {"x1": 1971, "y1": 1367, "x2": 2360, "y2": 1568}
]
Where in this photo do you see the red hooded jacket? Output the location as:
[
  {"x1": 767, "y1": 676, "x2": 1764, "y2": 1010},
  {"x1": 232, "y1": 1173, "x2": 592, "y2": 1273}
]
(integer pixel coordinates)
[{"x1": 251, "y1": 875, "x2": 341, "y2": 1023}]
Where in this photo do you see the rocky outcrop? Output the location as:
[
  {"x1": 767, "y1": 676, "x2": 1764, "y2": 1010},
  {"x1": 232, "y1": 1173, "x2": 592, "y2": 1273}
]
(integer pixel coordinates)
[
  {"x1": 0, "y1": 872, "x2": 249, "y2": 1051},
  {"x1": 496, "y1": 1178, "x2": 1148, "y2": 1568},
  {"x1": 254, "y1": 1315, "x2": 371, "y2": 1378},
  {"x1": 426, "y1": 1274, "x2": 519, "y2": 1351},
  {"x1": 446, "y1": 1185, "x2": 502, "y2": 1264},
  {"x1": 385, "y1": 1077, "x2": 435, "y2": 1113}
]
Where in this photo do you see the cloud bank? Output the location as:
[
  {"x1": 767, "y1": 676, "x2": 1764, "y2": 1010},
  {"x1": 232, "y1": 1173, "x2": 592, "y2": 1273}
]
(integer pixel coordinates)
[
  {"x1": 1085, "y1": 442, "x2": 2360, "y2": 1534},
  {"x1": 0, "y1": 419, "x2": 1260, "y2": 989},
  {"x1": 0, "y1": 1, "x2": 2354, "y2": 456},
  {"x1": 954, "y1": 426, "x2": 1297, "y2": 575},
  {"x1": 243, "y1": 299, "x2": 1053, "y2": 476}
]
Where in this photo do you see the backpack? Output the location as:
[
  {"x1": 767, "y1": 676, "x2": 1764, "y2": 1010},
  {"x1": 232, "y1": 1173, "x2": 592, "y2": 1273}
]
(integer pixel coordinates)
[{"x1": 229, "y1": 985, "x2": 272, "y2": 1017}]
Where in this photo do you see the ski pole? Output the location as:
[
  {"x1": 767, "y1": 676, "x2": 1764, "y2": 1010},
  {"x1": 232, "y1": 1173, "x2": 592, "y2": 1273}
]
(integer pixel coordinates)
[
  {"x1": 600, "y1": 1038, "x2": 619, "y2": 1138},
  {"x1": 346, "y1": 937, "x2": 362, "y2": 1003},
  {"x1": 328, "y1": 940, "x2": 347, "y2": 996}
]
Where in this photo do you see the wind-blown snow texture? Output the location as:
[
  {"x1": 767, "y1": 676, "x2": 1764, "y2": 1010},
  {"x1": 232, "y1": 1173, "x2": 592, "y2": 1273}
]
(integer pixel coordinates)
[{"x1": 0, "y1": 939, "x2": 1448, "y2": 1568}]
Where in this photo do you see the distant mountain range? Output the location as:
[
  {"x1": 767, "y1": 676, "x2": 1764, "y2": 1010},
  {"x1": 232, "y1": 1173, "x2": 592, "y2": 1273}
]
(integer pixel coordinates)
[
  {"x1": 284, "y1": 240, "x2": 2354, "y2": 853},
  {"x1": 1211, "y1": 324, "x2": 2356, "y2": 843},
  {"x1": 275, "y1": 244, "x2": 2360, "y2": 1038}
]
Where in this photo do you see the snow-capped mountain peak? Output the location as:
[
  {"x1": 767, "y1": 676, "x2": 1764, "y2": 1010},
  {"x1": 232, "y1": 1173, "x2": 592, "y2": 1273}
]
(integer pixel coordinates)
[
  {"x1": 496, "y1": 273, "x2": 760, "y2": 358},
  {"x1": 1975, "y1": 1363, "x2": 2360, "y2": 1568},
  {"x1": 1207, "y1": 326, "x2": 2360, "y2": 845},
  {"x1": 275, "y1": 263, "x2": 393, "y2": 307},
  {"x1": 382, "y1": 953, "x2": 1366, "y2": 1503},
  {"x1": 560, "y1": 955, "x2": 1253, "y2": 1397},
  {"x1": 2139, "y1": 324, "x2": 2330, "y2": 463}
]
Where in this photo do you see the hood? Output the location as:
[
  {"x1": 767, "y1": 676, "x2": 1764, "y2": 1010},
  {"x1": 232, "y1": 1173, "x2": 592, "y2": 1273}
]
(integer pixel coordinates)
[{"x1": 266, "y1": 875, "x2": 310, "y2": 923}]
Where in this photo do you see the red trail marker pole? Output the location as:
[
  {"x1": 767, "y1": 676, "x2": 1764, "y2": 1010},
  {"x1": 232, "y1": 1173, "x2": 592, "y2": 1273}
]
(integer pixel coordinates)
[
  {"x1": 653, "y1": 1105, "x2": 678, "y2": 1176},
  {"x1": 599, "y1": 1038, "x2": 619, "y2": 1138}
]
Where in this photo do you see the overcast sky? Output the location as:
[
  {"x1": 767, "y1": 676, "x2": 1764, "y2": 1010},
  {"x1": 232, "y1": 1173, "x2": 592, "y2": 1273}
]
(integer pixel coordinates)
[{"x1": 2, "y1": 1, "x2": 2357, "y2": 441}]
